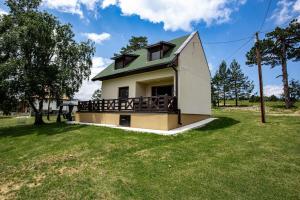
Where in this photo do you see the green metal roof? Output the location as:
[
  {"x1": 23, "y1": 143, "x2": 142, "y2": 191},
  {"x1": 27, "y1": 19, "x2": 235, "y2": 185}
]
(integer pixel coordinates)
[{"x1": 92, "y1": 34, "x2": 190, "y2": 81}]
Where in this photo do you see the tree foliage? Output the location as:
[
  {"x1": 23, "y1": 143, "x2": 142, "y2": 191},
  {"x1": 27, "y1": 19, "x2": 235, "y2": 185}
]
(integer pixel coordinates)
[
  {"x1": 0, "y1": 0, "x2": 95, "y2": 124},
  {"x1": 92, "y1": 89, "x2": 102, "y2": 100},
  {"x1": 289, "y1": 79, "x2": 300, "y2": 101},
  {"x1": 217, "y1": 61, "x2": 231, "y2": 106},
  {"x1": 228, "y1": 60, "x2": 254, "y2": 106},
  {"x1": 211, "y1": 60, "x2": 254, "y2": 107},
  {"x1": 119, "y1": 36, "x2": 148, "y2": 54},
  {"x1": 246, "y1": 19, "x2": 300, "y2": 108}
]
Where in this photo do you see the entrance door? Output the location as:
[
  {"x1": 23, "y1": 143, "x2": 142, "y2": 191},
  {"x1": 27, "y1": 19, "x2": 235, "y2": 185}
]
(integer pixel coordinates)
[{"x1": 151, "y1": 85, "x2": 173, "y2": 96}]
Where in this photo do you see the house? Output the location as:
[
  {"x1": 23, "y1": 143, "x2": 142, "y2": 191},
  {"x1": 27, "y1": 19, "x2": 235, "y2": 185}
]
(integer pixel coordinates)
[{"x1": 76, "y1": 31, "x2": 211, "y2": 131}]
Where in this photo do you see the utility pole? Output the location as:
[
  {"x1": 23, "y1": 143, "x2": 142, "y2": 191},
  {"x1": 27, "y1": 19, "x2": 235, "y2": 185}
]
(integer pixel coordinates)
[{"x1": 255, "y1": 32, "x2": 266, "y2": 123}]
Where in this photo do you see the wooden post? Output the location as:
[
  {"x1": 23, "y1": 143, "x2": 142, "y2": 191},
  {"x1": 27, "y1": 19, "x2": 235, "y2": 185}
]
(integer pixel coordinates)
[
  {"x1": 101, "y1": 99, "x2": 104, "y2": 111},
  {"x1": 88, "y1": 100, "x2": 92, "y2": 112},
  {"x1": 255, "y1": 32, "x2": 266, "y2": 123},
  {"x1": 139, "y1": 96, "x2": 143, "y2": 111},
  {"x1": 164, "y1": 95, "x2": 168, "y2": 111}
]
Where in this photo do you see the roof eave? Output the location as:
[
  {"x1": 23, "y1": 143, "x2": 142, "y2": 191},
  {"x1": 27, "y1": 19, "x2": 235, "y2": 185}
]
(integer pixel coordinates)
[{"x1": 92, "y1": 60, "x2": 176, "y2": 81}]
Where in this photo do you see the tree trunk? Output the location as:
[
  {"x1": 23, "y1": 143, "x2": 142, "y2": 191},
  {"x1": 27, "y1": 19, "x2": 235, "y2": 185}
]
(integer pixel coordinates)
[
  {"x1": 29, "y1": 99, "x2": 45, "y2": 125},
  {"x1": 223, "y1": 90, "x2": 226, "y2": 106},
  {"x1": 235, "y1": 81, "x2": 238, "y2": 107},
  {"x1": 281, "y1": 41, "x2": 291, "y2": 108},
  {"x1": 34, "y1": 112, "x2": 44, "y2": 125},
  {"x1": 47, "y1": 99, "x2": 51, "y2": 121},
  {"x1": 56, "y1": 105, "x2": 63, "y2": 123}
]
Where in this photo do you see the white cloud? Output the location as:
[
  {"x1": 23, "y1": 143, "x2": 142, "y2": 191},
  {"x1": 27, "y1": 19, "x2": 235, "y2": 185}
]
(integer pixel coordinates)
[
  {"x1": 271, "y1": 0, "x2": 300, "y2": 25},
  {"x1": 264, "y1": 85, "x2": 283, "y2": 97},
  {"x1": 102, "y1": 0, "x2": 117, "y2": 8},
  {"x1": 101, "y1": 0, "x2": 247, "y2": 31},
  {"x1": 82, "y1": 32, "x2": 111, "y2": 44},
  {"x1": 42, "y1": 0, "x2": 100, "y2": 18},
  {"x1": 0, "y1": 8, "x2": 8, "y2": 16},
  {"x1": 294, "y1": 0, "x2": 300, "y2": 11},
  {"x1": 74, "y1": 57, "x2": 112, "y2": 100}
]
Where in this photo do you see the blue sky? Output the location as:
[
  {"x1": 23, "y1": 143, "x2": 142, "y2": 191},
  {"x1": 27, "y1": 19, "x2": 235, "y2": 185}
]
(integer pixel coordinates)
[{"x1": 1, "y1": 0, "x2": 299, "y2": 100}]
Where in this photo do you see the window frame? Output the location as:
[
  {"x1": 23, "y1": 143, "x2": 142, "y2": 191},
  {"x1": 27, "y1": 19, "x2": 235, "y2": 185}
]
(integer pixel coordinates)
[{"x1": 118, "y1": 86, "x2": 129, "y2": 99}]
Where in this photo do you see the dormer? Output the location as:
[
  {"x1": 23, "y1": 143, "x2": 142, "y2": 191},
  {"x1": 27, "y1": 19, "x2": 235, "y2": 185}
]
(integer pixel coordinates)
[
  {"x1": 146, "y1": 41, "x2": 175, "y2": 61},
  {"x1": 112, "y1": 54, "x2": 139, "y2": 70}
]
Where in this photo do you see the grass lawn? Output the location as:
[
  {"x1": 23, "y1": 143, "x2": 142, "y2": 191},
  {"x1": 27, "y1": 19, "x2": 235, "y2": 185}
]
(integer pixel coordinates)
[{"x1": 0, "y1": 110, "x2": 299, "y2": 199}]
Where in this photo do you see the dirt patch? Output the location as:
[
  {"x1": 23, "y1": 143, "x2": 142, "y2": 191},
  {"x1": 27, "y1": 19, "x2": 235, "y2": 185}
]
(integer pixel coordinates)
[
  {"x1": 27, "y1": 174, "x2": 46, "y2": 188},
  {"x1": 0, "y1": 181, "x2": 24, "y2": 199},
  {"x1": 57, "y1": 166, "x2": 80, "y2": 176},
  {"x1": 0, "y1": 174, "x2": 46, "y2": 199},
  {"x1": 38, "y1": 154, "x2": 77, "y2": 166}
]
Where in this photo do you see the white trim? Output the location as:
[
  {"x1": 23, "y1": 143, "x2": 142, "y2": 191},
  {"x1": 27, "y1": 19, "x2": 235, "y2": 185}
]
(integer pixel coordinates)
[
  {"x1": 67, "y1": 118, "x2": 217, "y2": 136},
  {"x1": 174, "y1": 31, "x2": 197, "y2": 55}
]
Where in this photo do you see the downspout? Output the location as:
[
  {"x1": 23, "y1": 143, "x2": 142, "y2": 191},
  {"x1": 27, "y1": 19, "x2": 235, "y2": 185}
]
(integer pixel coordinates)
[{"x1": 170, "y1": 55, "x2": 182, "y2": 125}]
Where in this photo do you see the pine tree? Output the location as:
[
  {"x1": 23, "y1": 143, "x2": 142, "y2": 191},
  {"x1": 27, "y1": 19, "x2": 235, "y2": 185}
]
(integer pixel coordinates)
[
  {"x1": 264, "y1": 19, "x2": 300, "y2": 108},
  {"x1": 228, "y1": 60, "x2": 254, "y2": 106},
  {"x1": 119, "y1": 36, "x2": 148, "y2": 54},
  {"x1": 217, "y1": 61, "x2": 230, "y2": 106},
  {"x1": 211, "y1": 72, "x2": 221, "y2": 107}
]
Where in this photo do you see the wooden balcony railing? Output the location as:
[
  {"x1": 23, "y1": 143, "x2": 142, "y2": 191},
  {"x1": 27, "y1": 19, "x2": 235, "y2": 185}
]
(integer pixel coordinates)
[{"x1": 78, "y1": 96, "x2": 178, "y2": 113}]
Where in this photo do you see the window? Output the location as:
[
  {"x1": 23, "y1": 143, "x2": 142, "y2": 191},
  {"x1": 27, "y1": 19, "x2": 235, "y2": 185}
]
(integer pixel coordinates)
[
  {"x1": 115, "y1": 59, "x2": 124, "y2": 69},
  {"x1": 114, "y1": 54, "x2": 139, "y2": 70},
  {"x1": 152, "y1": 85, "x2": 173, "y2": 96},
  {"x1": 147, "y1": 42, "x2": 175, "y2": 61},
  {"x1": 119, "y1": 115, "x2": 131, "y2": 127},
  {"x1": 118, "y1": 87, "x2": 129, "y2": 99},
  {"x1": 150, "y1": 50, "x2": 161, "y2": 61}
]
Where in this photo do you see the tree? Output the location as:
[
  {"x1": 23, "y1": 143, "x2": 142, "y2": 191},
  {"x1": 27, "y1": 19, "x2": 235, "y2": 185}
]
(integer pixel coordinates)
[
  {"x1": 0, "y1": 82, "x2": 18, "y2": 115},
  {"x1": 92, "y1": 89, "x2": 102, "y2": 100},
  {"x1": 228, "y1": 59, "x2": 254, "y2": 106},
  {"x1": 217, "y1": 61, "x2": 230, "y2": 106},
  {"x1": 289, "y1": 79, "x2": 300, "y2": 102},
  {"x1": 0, "y1": 0, "x2": 95, "y2": 125},
  {"x1": 264, "y1": 19, "x2": 300, "y2": 108},
  {"x1": 119, "y1": 36, "x2": 148, "y2": 54},
  {"x1": 268, "y1": 95, "x2": 279, "y2": 102},
  {"x1": 211, "y1": 72, "x2": 221, "y2": 107}
]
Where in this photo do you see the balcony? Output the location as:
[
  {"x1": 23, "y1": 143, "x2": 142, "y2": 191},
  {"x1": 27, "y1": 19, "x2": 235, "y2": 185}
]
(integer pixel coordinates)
[{"x1": 78, "y1": 96, "x2": 178, "y2": 113}]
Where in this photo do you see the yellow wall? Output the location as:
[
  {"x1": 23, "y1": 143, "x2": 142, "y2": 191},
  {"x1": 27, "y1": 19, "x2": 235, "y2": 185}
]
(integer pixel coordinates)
[
  {"x1": 76, "y1": 112, "x2": 209, "y2": 131},
  {"x1": 178, "y1": 33, "x2": 211, "y2": 115},
  {"x1": 101, "y1": 68, "x2": 175, "y2": 99}
]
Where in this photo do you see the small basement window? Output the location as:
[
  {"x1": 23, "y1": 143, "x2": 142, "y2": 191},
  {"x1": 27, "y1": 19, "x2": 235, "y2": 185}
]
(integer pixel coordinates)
[{"x1": 119, "y1": 115, "x2": 131, "y2": 127}]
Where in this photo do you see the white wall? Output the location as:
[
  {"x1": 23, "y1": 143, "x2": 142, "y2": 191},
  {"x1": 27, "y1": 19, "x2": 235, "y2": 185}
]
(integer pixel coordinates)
[
  {"x1": 101, "y1": 68, "x2": 175, "y2": 99},
  {"x1": 178, "y1": 33, "x2": 211, "y2": 115},
  {"x1": 34, "y1": 99, "x2": 69, "y2": 111}
]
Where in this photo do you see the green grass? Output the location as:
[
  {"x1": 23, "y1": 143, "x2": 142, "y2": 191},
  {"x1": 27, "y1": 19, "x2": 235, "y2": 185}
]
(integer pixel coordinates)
[
  {"x1": 0, "y1": 110, "x2": 299, "y2": 199},
  {"x1": 218, "y1": 100, "x2": 300, "y2": 113}
]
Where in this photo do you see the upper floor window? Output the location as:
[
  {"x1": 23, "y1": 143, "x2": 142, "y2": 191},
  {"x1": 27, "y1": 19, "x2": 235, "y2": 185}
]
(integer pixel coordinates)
[
  {"x1": 150, "y1": 50, "x2": 161, "y2": 61},
  {"x1": 147, "y1": 41, "x2": 175, "y2": 61},
  {"x1": 113, "y1": 54, "x2": 139, "y2": 70}
]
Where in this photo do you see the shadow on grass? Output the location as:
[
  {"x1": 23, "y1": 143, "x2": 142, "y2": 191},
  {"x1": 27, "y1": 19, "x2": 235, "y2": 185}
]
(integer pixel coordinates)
[
  {"x1": 196, "y1": 117, "x2": 240, "y2": 131},
  {"x1": 0, "y1": 123, "x2": 85, "y2": 138}
]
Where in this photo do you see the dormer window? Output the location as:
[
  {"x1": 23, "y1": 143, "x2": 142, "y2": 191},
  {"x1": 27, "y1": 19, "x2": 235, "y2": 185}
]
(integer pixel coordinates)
[
  {"x1": 112, "y1": 54, "x2": 139, "y2": 70},
  {"x1": 147, "y1": 41, "x2": 175, "y2": 61}
]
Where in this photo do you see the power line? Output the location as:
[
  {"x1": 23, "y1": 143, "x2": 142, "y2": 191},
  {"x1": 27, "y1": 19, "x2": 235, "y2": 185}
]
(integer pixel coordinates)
[
  {"x1": 225, "y1": 35, "x2": 254, "y2": 60},
  {"x1": 203, "y1": 36, "x2": 253, "y2": 45},
  {"x1": 223, "y1": 0, "x2": 273, "y2": 61},
  {"x1": 259, "y1": 0, "x2": 273, "y2": 32}
]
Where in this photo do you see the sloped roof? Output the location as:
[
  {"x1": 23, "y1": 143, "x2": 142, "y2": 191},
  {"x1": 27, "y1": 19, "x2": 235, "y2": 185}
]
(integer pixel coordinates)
[{"x1": 92, "y1": 34, "x2": 190, "y2": 81}]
